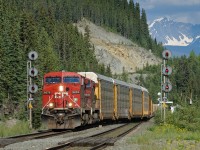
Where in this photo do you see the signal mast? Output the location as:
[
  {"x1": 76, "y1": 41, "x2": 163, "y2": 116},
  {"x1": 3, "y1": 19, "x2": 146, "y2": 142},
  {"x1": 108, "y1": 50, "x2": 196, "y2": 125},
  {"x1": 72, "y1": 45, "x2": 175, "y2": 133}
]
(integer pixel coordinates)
[
  {"x1": 161, "y1": 50, "x2": 172, "y2": 123},
  {"x1": 27, "y1": 51, "x2": 38, "y2": 128}
]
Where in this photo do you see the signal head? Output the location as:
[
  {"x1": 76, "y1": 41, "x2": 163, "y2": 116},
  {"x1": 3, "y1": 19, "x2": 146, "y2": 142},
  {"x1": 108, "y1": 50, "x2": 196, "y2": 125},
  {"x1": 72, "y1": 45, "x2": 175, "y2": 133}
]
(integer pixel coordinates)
[
  {"x1": 162, "y1": 66, "x2": 172, "y2": 76},
  {"x1": 29, "y1": 84, "x2": 38, "y2": 93},
  {"x1": 29, "y1": 67, "x2": 38, "y2": 77},
  {"x1": 28, "y1": 51, "x2": 38, "y2": 61},
  {"x1": 162, "y1": 50, "x2": 172, "y2": 60},
  {"x1": 165, "y1": 52, "x2": 169, "y2": 57},
  {"x1": 162, "y1": 82, "x2": 172, "y2": 92}
]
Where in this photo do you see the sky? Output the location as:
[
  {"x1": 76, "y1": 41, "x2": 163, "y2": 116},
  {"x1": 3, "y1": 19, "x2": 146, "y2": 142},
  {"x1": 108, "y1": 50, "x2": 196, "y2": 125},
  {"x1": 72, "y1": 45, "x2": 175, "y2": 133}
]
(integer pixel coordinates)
[{"x1": 134, "y1": 0, "x2": 200, "y2": 25}]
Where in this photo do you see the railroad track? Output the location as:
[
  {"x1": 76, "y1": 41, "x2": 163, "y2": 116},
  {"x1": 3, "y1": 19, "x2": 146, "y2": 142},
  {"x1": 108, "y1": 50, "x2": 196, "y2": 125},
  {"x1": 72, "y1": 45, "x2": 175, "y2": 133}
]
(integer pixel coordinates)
[
  {"x1": 0, "y1": 130, "x2": 72, "y2": 148},
  {"x1": 46, "y1": 121, "x2": 143, "y2": 150}
]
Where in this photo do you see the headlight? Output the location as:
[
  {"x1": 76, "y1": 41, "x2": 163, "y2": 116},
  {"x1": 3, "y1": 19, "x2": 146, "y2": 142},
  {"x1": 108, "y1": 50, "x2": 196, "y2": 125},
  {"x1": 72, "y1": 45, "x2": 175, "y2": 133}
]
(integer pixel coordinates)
[
  {"x1": 68, "y1": 102, "x2": 73, "y2": 107},
  {"x1": 73, "y1": 98, "x2": 78, "y2": 102},
  {"x1": 48, "y1": 102, "x2": 54, "y2": 108},
  {"x1": 59, "y1": 85, "x2": 64, "y2": 92}
]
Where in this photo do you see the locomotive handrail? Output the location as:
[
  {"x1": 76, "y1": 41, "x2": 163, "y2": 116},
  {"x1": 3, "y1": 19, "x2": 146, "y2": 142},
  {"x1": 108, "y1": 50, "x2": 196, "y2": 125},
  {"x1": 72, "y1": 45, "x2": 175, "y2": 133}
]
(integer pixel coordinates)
[
  {"x1": 68, "y1": 95, "x2": 81, "y2": 108},
  {"x1": 42, "y1": 95, "x2": 54, "y2": 114}
]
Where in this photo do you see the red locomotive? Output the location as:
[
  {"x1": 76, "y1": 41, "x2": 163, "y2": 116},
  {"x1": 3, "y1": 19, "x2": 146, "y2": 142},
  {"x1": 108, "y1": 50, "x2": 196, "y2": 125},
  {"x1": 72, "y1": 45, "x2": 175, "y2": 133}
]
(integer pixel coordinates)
[
  {"x1": 41, "y1": 71, "x2": 155, "y2": 129},
  {"x1": 41, "y1": 71, "x2": 96, "y2": 129}
]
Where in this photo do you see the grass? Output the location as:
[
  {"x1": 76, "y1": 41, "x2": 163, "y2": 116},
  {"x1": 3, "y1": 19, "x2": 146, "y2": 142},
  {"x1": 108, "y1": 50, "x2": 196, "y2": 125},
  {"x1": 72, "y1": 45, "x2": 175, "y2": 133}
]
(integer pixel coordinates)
[
  {"x1": 0, "y1": 120, "x2": 33, "y2": 137},
  {"x1": 128, "y1": 124, "x2": 200, "y2": 150}
]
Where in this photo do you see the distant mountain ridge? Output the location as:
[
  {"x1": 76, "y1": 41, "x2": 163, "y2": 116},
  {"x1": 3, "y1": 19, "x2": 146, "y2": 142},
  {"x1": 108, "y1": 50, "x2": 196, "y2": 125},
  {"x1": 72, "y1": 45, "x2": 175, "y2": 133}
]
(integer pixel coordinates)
[{"x1": 149, "y1": 17, "x2": 200, "y2": 56}]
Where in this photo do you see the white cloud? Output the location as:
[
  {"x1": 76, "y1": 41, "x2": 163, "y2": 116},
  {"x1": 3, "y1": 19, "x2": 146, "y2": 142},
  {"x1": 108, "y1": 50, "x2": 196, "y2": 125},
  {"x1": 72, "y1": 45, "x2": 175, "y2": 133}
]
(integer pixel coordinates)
[
  {"x1": 162, "y1": 0, "x2": 200, "y2": 5},
  {"x1": 134, "y1": 0, "x2": 200, "y2": 24},
  {"x1": 173, "y1": 12, "x2": 200, "y2": 24},
  {"x1": 136, "y1": 0, "x2": 200, "y2": 7}
]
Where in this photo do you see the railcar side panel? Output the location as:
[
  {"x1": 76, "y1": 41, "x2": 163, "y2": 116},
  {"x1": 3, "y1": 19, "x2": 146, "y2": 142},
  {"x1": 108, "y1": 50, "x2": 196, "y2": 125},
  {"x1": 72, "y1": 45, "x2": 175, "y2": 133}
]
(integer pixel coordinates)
[
  {"x1": 149, "y1": 97, "x2": 153, "y2": 116},
  {"x1": 100, "y1": 80, "x2": 114, "y2": 119},
  {"x1": 132, "y1": 89, "x2": 143, "y2": 117},
  {"x1": 143, "y1": 91, "x2": 150, "y2": 116},
  {"x1": 117, "y1": 85, "x2": 129, "y2": 118},
  {"x1": 114, "y1": 84, "x2": 118, "y2": 119}
]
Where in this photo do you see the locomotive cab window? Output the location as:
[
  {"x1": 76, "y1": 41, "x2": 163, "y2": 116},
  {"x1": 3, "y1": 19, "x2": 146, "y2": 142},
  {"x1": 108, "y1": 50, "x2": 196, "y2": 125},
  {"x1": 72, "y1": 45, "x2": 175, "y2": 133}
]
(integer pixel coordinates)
[
  {"x1": 45, "y1": 77, "x2": 61, "y2": 84},
  {"x1": 63, "y1": 76, "x2": 80, "y2": 83}
]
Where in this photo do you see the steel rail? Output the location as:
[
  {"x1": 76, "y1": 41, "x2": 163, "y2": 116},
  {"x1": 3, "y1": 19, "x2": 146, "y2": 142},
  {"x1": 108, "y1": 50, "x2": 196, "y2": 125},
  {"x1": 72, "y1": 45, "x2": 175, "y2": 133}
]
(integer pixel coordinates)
[
  {"x1": 46, "y1": 121, "x2": 144, "y2": 150},
  {"x1": 0, "y1": 130, "x2": 72, "y2": 148}
]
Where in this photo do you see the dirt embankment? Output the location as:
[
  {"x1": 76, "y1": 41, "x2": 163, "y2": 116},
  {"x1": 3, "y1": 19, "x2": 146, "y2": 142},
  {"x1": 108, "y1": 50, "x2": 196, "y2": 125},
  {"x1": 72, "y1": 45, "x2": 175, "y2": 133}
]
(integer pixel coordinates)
[{"x1": 75, "y1": 19, "x2": 161, "y2": 74}]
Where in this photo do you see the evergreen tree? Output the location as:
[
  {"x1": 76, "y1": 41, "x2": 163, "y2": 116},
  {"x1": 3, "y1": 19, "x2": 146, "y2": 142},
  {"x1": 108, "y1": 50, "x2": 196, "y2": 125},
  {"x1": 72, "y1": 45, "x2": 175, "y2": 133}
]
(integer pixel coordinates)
[
  {"x1": 121, "y1": 67, "x2": 128, "y2": 82},
  {"x1": 134, "y1": 3, "x2": 141, "y2": 42},
  {"x1": 105, "y1": 64, "x2": 112, "y2": 77},
  {"x1": 140, "y1": 9, "x2": 149, "y2": 48}
]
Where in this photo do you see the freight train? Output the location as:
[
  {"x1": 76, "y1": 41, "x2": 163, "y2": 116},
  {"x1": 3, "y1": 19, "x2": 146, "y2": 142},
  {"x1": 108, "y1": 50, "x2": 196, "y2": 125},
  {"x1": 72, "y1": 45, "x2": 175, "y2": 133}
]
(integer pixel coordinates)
[{"x1": 41, "y1": 71, "x2": 155, "y2": 129}]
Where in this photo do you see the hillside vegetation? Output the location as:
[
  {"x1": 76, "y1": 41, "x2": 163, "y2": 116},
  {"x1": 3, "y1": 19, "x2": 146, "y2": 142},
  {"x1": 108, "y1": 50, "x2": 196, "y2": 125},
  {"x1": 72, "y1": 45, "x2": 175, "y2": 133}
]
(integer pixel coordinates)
[
  {"x1": 138, "y1": 51, "x2": 200, "y2": 132},
  {"x1": 126, "y1": 52, "x2": 200, "y2": 148}
]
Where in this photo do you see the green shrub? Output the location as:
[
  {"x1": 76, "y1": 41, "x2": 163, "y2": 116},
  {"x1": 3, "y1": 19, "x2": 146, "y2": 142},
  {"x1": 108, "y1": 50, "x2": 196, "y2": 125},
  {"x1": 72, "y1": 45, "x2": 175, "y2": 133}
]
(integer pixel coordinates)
[
  {"x1": 0, "y1": 120, "x2": 32, "y2": 137},
  {"x1": 154, "y1": 104, "x2": 200, "y2": 131}
]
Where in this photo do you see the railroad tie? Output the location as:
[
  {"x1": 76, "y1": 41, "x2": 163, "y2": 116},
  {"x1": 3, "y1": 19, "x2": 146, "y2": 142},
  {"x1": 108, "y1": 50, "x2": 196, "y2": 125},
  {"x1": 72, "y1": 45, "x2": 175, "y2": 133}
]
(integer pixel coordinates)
[
  {"x1": 105, "y1": 137, "x2": 118, "y2": 146},
  {"x1": 72, "y1": 137, "x2": 94, "y2": 146}
]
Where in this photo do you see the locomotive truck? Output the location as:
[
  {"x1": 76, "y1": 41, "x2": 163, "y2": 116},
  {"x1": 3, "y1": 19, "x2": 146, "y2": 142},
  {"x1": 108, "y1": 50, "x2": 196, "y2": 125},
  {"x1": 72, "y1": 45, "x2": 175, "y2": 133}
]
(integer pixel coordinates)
[{"x1": 41, "y1": 71, "x2": 155, "y2": 129}]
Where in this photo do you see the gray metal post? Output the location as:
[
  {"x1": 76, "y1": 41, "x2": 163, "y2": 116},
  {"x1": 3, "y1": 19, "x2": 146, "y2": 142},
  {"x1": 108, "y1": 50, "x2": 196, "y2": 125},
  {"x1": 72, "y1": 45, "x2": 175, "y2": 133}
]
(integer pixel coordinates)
[
  {"x1": 27, "y1": 51, "x2": 38, "y2": 129},
  {"x1": 163, "y1": 59, "x2": 166, "y2": 124},
  {"x1": 27, "y1": 60, "x2": 32, "y2": 129},
  {"x1": 160, "y1": 64, "x2": 163, "y2": 120}
]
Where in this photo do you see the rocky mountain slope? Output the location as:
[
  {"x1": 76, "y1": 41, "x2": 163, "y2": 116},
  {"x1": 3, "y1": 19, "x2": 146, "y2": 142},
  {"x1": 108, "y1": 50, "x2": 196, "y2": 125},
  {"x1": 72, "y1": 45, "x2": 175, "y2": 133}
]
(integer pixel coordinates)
[{"x1": 75, "y1": 19, "x2": 161, "y2": 74}]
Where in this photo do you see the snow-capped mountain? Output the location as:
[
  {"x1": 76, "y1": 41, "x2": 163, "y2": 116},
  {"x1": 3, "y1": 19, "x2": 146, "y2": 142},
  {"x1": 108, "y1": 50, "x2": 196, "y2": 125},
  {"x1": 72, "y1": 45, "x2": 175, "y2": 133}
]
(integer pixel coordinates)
[
  {"x1": 190, "y1": 36, "x2": 200, "y2": 47},
  {"x1": 149, "y1": 17, "x2": 200, "y2": 56}
]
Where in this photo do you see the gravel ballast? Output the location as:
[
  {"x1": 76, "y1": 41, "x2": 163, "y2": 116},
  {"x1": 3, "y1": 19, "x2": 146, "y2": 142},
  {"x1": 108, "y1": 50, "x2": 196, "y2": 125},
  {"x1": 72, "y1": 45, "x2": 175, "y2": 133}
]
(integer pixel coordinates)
[{"x1": 0, "y1": 124, "x2": 124, "y2": 150}]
